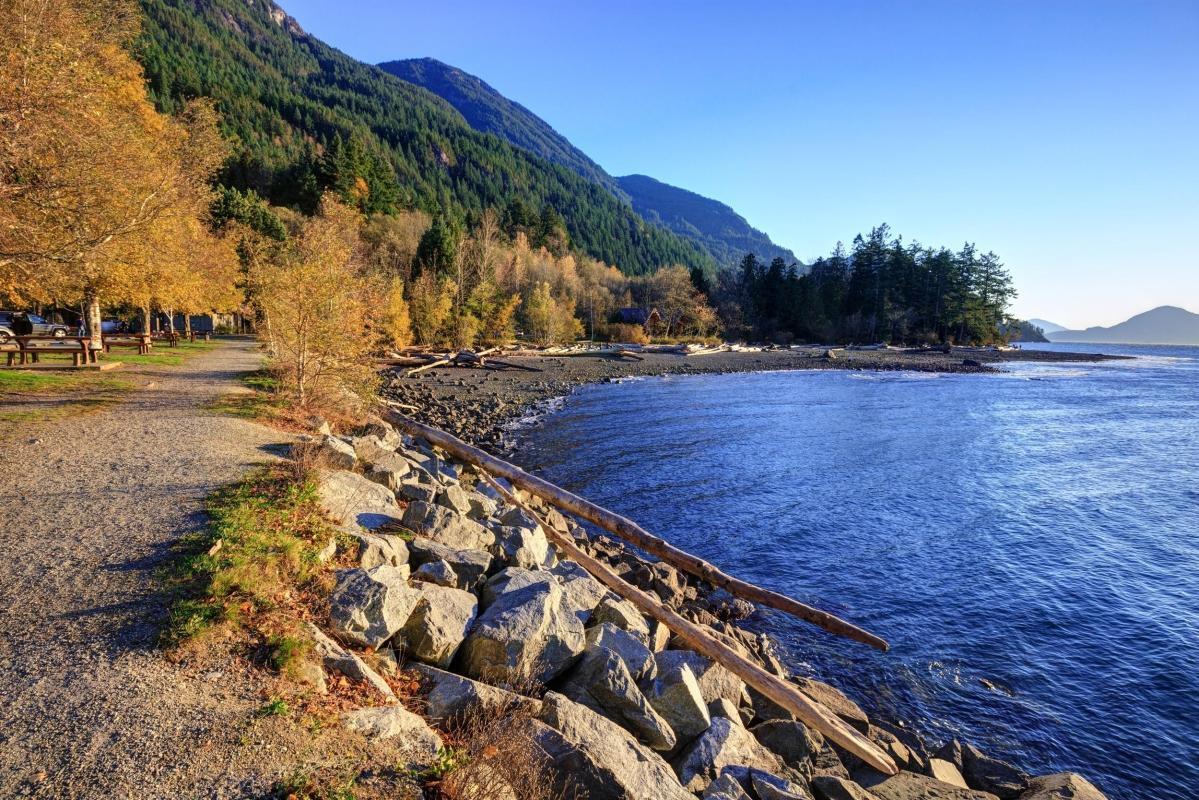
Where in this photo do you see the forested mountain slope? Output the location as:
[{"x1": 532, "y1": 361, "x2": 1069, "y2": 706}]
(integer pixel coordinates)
[
  {"x1": 134, "y1": 0, "x2": 713, "y2": 274},
  {"x1": 378, "y1": 58, "x2": 625, "y2": 201},
  {"x1": 617, "y1": 175, "x2": 799, "y2": 268},
  {"x1": 380, "y1": 57, "x2": 797, "y2": 270}
]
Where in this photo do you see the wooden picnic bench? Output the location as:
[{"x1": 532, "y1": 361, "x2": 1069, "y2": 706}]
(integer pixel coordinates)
[
  {"x1": 4, "y1": 335, "x2": 96, "y2": 367},
  {"x1": 152, "y1": 331, "x2": 179, "y2": 347},
  {"x1": 101, "y1": 333, "x2": 152, "y2": 355}
]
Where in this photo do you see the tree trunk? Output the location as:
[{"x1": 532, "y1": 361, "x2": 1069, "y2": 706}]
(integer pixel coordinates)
[
  {"x1": 166, "y1": 308, "x2": 175, "y2": 335},
  {"x1": 142, "y1": 304, "x2": 152, "y2": 335},
  {"x1": 183, "y1": 314, "x2": 192, "y2": 338},
  {"x1": 84, "y1": 289, "x2": 103, "y2": 350}
]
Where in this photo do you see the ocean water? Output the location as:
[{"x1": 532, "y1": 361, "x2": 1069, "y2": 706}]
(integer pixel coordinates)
[{"x1": 513, "y1": 343, "x2": 1199, "y2": 800}]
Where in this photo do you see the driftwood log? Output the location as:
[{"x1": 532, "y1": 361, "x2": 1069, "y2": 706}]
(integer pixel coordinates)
[
  {"x1": 477, "y1": 471, "x2": 899, "y2": 777},
  {"x1": 382, "y1": 411, "x2": 889, "y2": 652}
]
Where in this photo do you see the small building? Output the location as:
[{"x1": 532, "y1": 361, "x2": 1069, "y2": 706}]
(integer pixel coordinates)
[{"x1": 613, "y1": 307, "x2": 662, "y2": 330}]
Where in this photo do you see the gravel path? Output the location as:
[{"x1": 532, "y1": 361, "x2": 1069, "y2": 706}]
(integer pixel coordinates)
[{"x1": 0, "y1": 339, "x2": 299, "y2": 798}]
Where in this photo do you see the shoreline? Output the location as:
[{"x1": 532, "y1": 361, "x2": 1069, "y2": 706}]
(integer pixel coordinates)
[{"x1": 381, "y1": 345, "x2": 1125, "y2": 452}]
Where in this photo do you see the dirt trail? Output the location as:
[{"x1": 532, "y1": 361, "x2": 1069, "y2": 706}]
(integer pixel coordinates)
[{"x1": 0, "y1": 339, "x2": 298, "y2": 798}]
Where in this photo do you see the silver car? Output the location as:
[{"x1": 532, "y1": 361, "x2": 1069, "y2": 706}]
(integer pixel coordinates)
[{"x1": 0, "y1": 311, "x2": 72, "y2": 342}]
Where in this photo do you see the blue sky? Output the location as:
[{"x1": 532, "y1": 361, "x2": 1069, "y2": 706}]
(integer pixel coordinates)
[{"x1": 280, "y1": 0, "x2": 1197, "y2": 328}]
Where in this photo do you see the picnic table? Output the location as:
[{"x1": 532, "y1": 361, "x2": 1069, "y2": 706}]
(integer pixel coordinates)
[
  {"x1": 3, "y1": 335, "x2": 97, "y2": 367},
  {"x1": 101, "y1": 333, "x2": 153, "y2": 355}
]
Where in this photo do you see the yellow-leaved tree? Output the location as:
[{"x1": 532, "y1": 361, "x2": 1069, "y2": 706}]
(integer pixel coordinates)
[{"x1": 0, "y1": 0, "x2": 229, "y2": 341}]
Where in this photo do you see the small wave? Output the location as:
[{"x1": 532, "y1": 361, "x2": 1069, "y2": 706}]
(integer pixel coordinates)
[{"x1": 504, "y1": 395, "x2": 567, "y2": 431}]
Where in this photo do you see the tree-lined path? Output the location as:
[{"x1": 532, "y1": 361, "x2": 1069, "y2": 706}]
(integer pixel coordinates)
[{"x1": 0, "y1": 340, "x2": 293, "y2": 798}]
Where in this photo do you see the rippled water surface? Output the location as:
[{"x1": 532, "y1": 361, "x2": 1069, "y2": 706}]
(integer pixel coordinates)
[{"x1": 514, "y1": 344, "x2": 1199, "y2": 800}]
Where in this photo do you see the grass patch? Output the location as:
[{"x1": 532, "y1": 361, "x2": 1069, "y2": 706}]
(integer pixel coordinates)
[
  {"x1": 161, "y1": 464, "x2": 336, "y2": 648},
  {"x1": 108, "y1": 339, "x2": 217, "y2": 367},
  {"x1": 206, "y1": 369, "x2": 284, "y2": 421},
  {"x1": 257, "y1": 696, "x2": 292, "y2": 718},
  {"x1": 0, "y1": 371, "x2": 133, "y2": 425}
]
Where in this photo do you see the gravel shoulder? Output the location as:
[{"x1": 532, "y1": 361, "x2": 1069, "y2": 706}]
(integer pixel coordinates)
[
  {"x1": 383, "y1": 345, "x2": 1124, "y2": 450},
  {"x1": 0, "y1": 339, "x2": 307, "y2": 798}
]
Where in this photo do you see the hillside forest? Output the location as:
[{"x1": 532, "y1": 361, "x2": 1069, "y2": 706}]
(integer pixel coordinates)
[{"x1": 1, "y1": 0, "x2": 1018, "y2": 413}]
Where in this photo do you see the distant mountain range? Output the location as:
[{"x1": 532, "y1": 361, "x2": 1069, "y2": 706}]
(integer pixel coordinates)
[
  {"x1": 379, "y1": 57, "x2": 798, "y2": 269},
  {"x1": 1028, "y1": 318, "x2": 1066, "y2": 334},
  {"x1": 1047, "y1": 306, "x2": 1199, "y2": 345}
]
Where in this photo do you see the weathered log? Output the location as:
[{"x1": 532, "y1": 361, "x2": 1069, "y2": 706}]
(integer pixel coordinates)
[
  {"x1": 381, "y1": 411, "x2": 888, "y2": 652},
  {"x1": 485, "y1": 359, "x2": 543, "y2": 373},
  {"x1": 407, "y1": 357, "x2": 451, "y2": 376},
  {"x1": 616, "y1": 349, "x2": 645, "y2": 361},
  {"x1": 478, "y1": 471, "x2": 898, "y2": 777}
]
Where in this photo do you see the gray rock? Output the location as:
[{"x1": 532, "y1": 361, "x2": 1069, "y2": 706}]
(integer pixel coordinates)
[
  {"x1": 316, "y1": 469, "x2": 403, "y2": 530},
  {"x1": 867, "y1": 771, "x2": 1000, "y2": 800},
  {"x1": 535, "y1": 692, "x2": 694, "y2": 800},
  {"x1": 399, "y1": 584, "x2": 478, "y2": 667},
  {"x1": 960, "y1": 744, "x2": 1028, "y2": 799},
  {"x1": 303, "y1": 622, "x2": 394, "y2": 700},
  {"x1": 562, "y1": 647, "x2": 676, "y2": 751},
  {"x1": 499, "y1": 506, "x2": 540, "y2": 529},
  {"x1": 708, "y1": 697, "x2": 743, "y2": 725},
  {"x1": 592, "y1": 595, "x2": 651, "y2": 640},
  {"x1": 587, "y1": 622, "x2": 657, "y2": 681},
  {"x1": 411, "y1": 559, "x2": 459, "y2": 588},
  {"x1": 402, "y1": 501, "x2": 494, "y2": 550},
  {"x1": 811, "y1": 775, "x2": 878, "y2": 800},
  {"x1": 328, "y1": 565, "x2": 420, "y2": 649},
  {"x1": 929, "y1": 758, "x2": 970, "y2": 789},
  {"x1": 437, "y1": 484, "x2": 474, "y2": 515},
  {"x1": 466, "y1": 491, "x2": 498, "y2": 520},
  {"x1": 318, "y1": 434, "x2": 357, "y2": 469},
  {"x1": 643, "y1": 661, "x2": 711, "y2": 746},
  {"x1": 399, "y1": 482, "x2": 437, "y2": 503},
  {"x1": 459, "y1": 572, "x2": 584, "y2": 683},
  {"x1": 352, "y1": 531, "x2": 409, "y2": 570},
  {"x1": 674, "y1": 716, "x2": 783, "y2": 792},
  {"x1": 656, "y1": 650, "x2": 745, "y2": 706},
  {"x1": 703, "y1": 772, "x2": 753, "y2": 800},
  {"x1": 491, "y1": 524, "x2": 552, "y2": 569},
  {"x1": 412, "y1": 663, "x2": 542, "y2": 723},
  {"x1": 751, "y1": 769, "x2": 814, "y2": 800},
  {"x1": 793, "y1": 677, "x2": 870, "y2": 733},
  {"x1": 343, "y1": 705, "x2": 443, "y2": 759},
  {"x1": 1018, "y1": 773, "x2": 1106, "y2": 800},
  {"x1": 650, "y1": 618, "x2": 672, "y2": 651},
  {"x1": 361, "y1": 418, "x2": 402, "y2": 449},
  {"x1": 409, "y1": 538, "x2": 492, "y2": 590},
  {"x1": 552, "y1": 560, "x2": 607, "y2": 622},
  {"x1": 481, "y1": 566, "x2": 548, "y2": 607},
  {"x1": 753, "y1": 720, "x2": 824, "y2": 774}
]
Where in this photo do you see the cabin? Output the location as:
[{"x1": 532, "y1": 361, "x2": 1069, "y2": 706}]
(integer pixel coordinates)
[{"x1": 613, "y1": 307, "x2": 662, "y2": 331}]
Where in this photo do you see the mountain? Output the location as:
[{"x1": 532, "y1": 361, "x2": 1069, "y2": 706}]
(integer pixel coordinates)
[
  {"x1": 616, "y1": 175, "x2": 799, "y2": 268},
  {"x1": 134, "y1": 0, "x2": 714, "y2": 275},
  {"x1": 1028, "y1": 318, "x2": 1066, "y2": 334},
  {"x1": 377, "y1": 58, "x2": 625, "y2": 201},
  {"x1": 1048, "y1": 306, "x2": 1199, "y2": 345},
  {"x1": 379, "y1": 58, "x2": 797, "y2": 270}
]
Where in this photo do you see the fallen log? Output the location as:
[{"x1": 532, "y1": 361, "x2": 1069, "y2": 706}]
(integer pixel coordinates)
[
  {"x1": 381, "y1": 411, "x2": 888, "y2": 652},
  {"x1": 407, "y1": 357, "x2": 451, "y2": 376},
  {"x1": 375, "y1": 356, "x2": 432, "y2": 368},
  {"x1": 485, "y1": 359, "x2": 543, "y2": 373},
  {"x1": 477, "y1": 471, "x2": 898, "y2": 777},
  {"x1": 615, "y1": 349, "x2": 645, "y2": 361}
]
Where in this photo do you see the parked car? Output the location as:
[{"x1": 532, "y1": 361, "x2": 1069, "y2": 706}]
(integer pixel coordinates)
[{"x1": 0, "y1": 311, "x2": 72, "y2": 342}]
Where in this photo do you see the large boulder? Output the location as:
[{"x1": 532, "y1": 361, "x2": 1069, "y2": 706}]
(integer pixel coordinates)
[
  {"x1": 535, "y1": 692, "x2": 694, "y2": 800},
  {"x1": 866, "y1": 771, "x2": 1000, "y2": 800},
  {"x1": 643, "y1": 661, "x2": 712, "y2": 746},
  {"x1": 351, "y1": 531, "x2": 409, "y2": 570},
  {"x1": 561, "y1": 647, "x2": 677, "y2": 751},
  {"x1": 411, "y1": 559, "x2": 459, "y2": 588},
  {"x1": 1018, "y1": 773, "x2": 1106, "y2": 800},
  {"x1": 316, "y1": 469, "x2": 403, "y2": 530},
  {"x1": 753, "y1": 720, "x2": 824, "y2": 775},
  {"x1": 399, "y1": 584, "x2": 478, "y2": 667},
  {"x1": 656, "y1": 650, "x2": 745, "y2": 706},
  {"x1": 587, "y1": 622, "x2": 657, "y2": 682},
  {"x1": 342, "y1": 705, "x2": 443, "y2": 759},
  {"x1": 929, "y1": 759, "x2": 970, "y2": 789},
  {"x1": 552, "y1": 560, "x2": 608, "y2": 622},
  {"x1": 960, "y1": 744, "x2": 1028, "y2": 799},
  {"x1": 408, "y1": 537, "x2": 492, "y2": 590},
  {"x1": 491, "y1": 524, "x2": 552, "y2": 570},
  {"x1": 749, "y1": 769, "x2": 814, "y2": 800},
  {"x1": 459, "y1": 571, "x2": 584, "y2": 683},
  {"x1": 317, "y1": 435, "x2": 357, "y2": 469},
  {"x1": 592, "y1": 595, "x2": 652, "y2": 640},
  {"x1": 704, "y1": 772, "x2": 754, "y2": 799},
  {"x1": 402, "y1": 501, "x2": 495, "y2": 550},
  {"x1": 811, "y1": 775, "x2": 879, "y2": 800},
  {"x1": 328, "y1": 565, "x2": 420, "y2": 649},
  {"x1": 303, "y1": 622, "x2": 394, "y2": 700},
  {"x1": 412, "y1": 663, "x2": 541, "y2": 723},
  {"x1": 674, "y1": 716, "x2": 784, "y2": 793},
  {"x1": 793, "y1": 677, "x2": 870, "y2": 733},
  {"x1": 437, "y1": 484, "x2": 474, "y2": 515}
]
